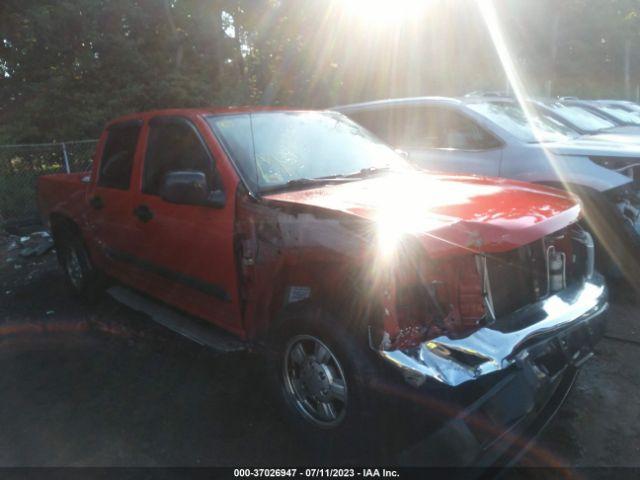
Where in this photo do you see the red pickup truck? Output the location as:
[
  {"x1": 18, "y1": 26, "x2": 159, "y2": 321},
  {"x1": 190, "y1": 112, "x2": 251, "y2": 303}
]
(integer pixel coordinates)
[{"x1": 37, "y1": 108, "x2": 608, "y2": 465}]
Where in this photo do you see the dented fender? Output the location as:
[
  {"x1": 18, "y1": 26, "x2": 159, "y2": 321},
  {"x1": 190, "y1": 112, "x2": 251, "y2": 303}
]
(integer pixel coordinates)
[{"x1": 235, "y1": 193, "x2": 374, "y2": 338}]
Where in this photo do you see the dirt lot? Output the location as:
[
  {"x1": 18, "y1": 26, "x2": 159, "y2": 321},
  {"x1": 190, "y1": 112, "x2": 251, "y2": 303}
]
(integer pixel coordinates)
[{"x1": 1, "y1": 234, "x2": 639, "y2": 470}]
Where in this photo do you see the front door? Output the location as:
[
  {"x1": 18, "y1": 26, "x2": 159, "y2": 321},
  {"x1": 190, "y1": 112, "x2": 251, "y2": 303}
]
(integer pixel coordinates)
[{"x1": 128, "y1": 116, "x2": 242, "y2": 334}]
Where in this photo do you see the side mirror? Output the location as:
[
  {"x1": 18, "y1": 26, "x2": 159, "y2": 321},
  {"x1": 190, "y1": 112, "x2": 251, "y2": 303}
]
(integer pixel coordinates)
[
  {"x1": 395, "y1": 149, "x2": 409, "y2": 159},
  {"x1": 159, "y1": 171, "x2": 225, "y2": 208}
]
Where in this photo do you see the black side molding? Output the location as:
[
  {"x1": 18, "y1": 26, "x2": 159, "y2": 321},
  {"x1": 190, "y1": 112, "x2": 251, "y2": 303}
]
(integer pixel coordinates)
[{"x1": 104, "y1": 247, "x2": 231, "y2": 302}]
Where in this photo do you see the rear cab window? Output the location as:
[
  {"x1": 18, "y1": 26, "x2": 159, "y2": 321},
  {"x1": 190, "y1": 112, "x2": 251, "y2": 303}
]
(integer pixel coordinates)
[{"x1": 97, "y1": 123, "x2": 142, "y2": 190}]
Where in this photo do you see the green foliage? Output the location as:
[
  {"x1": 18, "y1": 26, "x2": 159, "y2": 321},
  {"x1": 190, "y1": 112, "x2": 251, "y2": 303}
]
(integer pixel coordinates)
[
  {"x1": 1, "y1": 0, "x2": 640, "y2": 144},
  {"x1": 0, "y1": 145, "x2": 65, "y2": 221}
]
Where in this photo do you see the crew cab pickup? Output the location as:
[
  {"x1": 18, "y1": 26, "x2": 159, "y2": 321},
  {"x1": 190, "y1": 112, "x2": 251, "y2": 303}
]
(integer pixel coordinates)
[{"x1": 37, "y1": 108, "x2": 608, "y2": 465}]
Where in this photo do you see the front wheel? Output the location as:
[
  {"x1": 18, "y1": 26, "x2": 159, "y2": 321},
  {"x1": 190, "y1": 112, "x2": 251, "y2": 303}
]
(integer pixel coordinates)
[
  {"x1": 267, "y1": 306, "x2": 381, "y2": 461},
  {"x1": 282, "y1": 333, "x2": 349, "y2": 428}
]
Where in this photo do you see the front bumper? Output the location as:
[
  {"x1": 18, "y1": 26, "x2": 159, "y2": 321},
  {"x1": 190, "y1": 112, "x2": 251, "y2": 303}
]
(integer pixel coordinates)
[
  {"x1": 378, "y1": 274, "x2": 608, "y2": 467},
  {"x1": 380, "y1": 273, "x2": 608, "y2": 388}
]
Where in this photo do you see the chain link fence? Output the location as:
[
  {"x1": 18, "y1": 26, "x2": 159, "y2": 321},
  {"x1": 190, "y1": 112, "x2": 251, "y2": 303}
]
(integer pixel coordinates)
[{"x1": 0, "y1": 140, "x2": 98, "y2": 229}]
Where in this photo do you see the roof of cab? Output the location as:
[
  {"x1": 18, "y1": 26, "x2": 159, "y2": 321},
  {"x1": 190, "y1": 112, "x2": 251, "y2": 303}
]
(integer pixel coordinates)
[
  {"x1": 105, "y1": 106, "x2": 316, "y2": 129},
  {"x1": 332, "y1": 96, "x2": 464, "y2": 113}
]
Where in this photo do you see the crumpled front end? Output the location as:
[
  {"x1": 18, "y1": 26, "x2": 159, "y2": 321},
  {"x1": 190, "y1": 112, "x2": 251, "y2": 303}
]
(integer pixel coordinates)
[
  {"x1": 380, "y1": 271, "x2": 607, "y2": 388},
  {"x1": 582, "y1": 155, "x2": 640, "y2": 235},
  {"x1": 372, "y1": 224, "x2": 606, "y2": 386},
  {"x1": 605, "y1": 182, "x2": 640, "y2": 237},
  {"x1": 371, "y1": 224, "x2": 608, "y2": 466}
]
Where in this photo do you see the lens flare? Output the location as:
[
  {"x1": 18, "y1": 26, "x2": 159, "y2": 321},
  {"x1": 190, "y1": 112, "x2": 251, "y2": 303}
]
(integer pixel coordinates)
[
  {"x1": 376, "y1": 215, "x2": 405, "y2": 261},
  {"x1": 337, "y1": 0, "x2": 428, "y2": 26}
]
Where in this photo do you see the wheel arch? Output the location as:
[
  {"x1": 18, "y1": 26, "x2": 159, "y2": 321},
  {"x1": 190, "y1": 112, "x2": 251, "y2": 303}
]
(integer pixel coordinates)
[
  {"x1": 249, "y1": 257, "x2": 381, "y2": 343},
  {"x1": 50, "y1": 212, "x2": 81, "y2": 237}
]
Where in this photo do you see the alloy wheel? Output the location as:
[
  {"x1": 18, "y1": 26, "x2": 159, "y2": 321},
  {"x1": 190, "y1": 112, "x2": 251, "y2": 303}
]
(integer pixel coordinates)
[
  {"x1": 64, "y1": 245, "x2": 84, "y2": 290},
  {"x1": 283, "y1": 334, "x2": 348, "y2": 428}
]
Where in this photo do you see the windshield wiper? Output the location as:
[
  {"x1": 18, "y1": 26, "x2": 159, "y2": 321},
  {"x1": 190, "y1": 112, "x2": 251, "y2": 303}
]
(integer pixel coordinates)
[
  {"x1": 344, "y1": 165, "x2": 392, "y2": 178},
  {"x1": 260, "y1": 176, "x2": 355, "y2": 194},
  {"x1": 260, "y1": 167, "x2": 392, "y2": 194},
  {"x1": 590, "y1": 126, "x2": 624, "y2": 134}
]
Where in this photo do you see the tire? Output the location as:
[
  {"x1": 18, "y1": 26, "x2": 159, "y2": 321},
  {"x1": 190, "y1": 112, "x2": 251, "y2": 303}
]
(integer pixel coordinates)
[
  {"x1": 55, "y1": 227, "x2": 104, "y2": 303},
  {"x1": 266, "y1": 304, "x2": 382, "y2": 462}
]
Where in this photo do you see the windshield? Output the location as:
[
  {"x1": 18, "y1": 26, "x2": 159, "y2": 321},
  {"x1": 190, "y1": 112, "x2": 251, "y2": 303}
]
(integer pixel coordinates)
[
  {"x1": 543, "y1": 103, "x2": 616, "y2": 132},
  {"x1": 596, "y1": 105, "x2": 640, "y2": 125},
  {"x1": 207, "y1": 111, "x2": 407, "y2": 192},
  {"x1": 466, "y1": 102, "x2": 576, "y2": 142},
  {"x1": 621, "y1": 103, "x2": 640, "y2": 113}
]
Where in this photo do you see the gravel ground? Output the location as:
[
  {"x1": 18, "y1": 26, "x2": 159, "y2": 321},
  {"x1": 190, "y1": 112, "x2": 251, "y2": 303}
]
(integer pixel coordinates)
[{"x1": 1, "y1": 234, "x2": 639, "y2": 472}]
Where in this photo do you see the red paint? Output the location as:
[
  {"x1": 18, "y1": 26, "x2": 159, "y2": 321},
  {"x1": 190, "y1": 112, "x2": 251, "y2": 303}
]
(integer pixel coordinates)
[
  {"x1": 37, "y1": 108, "x2": 581, "y2": 345},
  {"x1": 264, "y1": 171, "x2": 580, "y2": 256}
]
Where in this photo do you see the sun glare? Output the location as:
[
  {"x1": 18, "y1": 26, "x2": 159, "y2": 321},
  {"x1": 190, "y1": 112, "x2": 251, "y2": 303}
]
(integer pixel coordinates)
[{"x1": 338, "y1": 0, "x2": 428, "y2": 26}]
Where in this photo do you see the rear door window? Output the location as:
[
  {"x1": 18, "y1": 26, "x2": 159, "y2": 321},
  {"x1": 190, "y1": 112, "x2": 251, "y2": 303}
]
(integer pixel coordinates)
[
  {"x1": 440, "y1": 110, "x2": 502, "y2": 150},
  {"x1": 97, "y1": 124, "x2": 141, "y2": 190},
  {"x1": 346, "y1": 109, "x2": 395, "y2": 143},
  {"x1": 349, "y1": 105, "x2": 500, "y2": 150}
]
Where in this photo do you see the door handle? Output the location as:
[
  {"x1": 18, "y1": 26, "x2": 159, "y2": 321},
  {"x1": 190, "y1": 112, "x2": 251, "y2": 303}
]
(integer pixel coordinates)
[
  {"x1": 133, "y1": 204, "x2": 153, "y2": 223},
  {"x1": 89, "y1": 195, "x2": 104, "y2": 210}
]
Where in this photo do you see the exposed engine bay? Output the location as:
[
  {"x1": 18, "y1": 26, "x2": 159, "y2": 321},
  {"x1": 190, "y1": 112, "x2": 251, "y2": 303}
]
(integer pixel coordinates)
[
  {"x1": 376, "y1": 224, "x2": 595, "y2": 351},
  {"x1": 373, "y1": 224, "x2": 606, "y2": 388}
]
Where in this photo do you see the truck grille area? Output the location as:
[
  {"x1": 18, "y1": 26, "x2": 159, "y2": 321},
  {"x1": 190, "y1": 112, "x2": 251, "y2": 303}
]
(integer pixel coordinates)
[
  {"x1": 484, "y1": 225, "x2": 594, "y2": 332},
  {"x1": 485, "y1": 244, "x2": 545, "y2": 320},
  {"x1": 383, "y1": 226, "x2": 594, "y2": 349}
]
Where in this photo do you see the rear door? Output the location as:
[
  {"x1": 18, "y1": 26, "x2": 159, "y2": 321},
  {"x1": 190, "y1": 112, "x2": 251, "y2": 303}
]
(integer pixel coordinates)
[
  {"x1": 351, "y1": 105, "x2": 503, "y2": 177},
  {"x1": 86, "y1": 121, "x2": 144, "y2": 281},
  {"x1": 127, "y1": 116, "x2": 242, "y2": 334}
]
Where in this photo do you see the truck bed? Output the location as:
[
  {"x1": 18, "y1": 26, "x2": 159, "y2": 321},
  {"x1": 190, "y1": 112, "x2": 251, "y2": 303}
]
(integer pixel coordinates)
[{"x1": 37, "y1": 172, "x2": 90, "y2": 227}]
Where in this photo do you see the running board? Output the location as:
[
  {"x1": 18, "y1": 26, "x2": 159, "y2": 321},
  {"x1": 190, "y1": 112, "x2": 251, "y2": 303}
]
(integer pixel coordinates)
[{"x1": 107, "y1": 286, "x2": 247, "y2": 353}]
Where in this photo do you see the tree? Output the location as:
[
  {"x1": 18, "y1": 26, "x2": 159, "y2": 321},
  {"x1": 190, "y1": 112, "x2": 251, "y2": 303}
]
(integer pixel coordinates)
[{"x1": 2, "y1": 0, "x2": 640, "y2": 143}]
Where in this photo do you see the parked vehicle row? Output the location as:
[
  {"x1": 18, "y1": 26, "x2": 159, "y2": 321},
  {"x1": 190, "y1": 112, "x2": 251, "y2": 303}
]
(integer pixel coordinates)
[
  {"x1": 336, "y1": 96, "x2": 640, "y2": 286},
  {"x1": 37, "y1": 107, "x2": 608, "y2": 466},
  {"x1": 533, "y1": 99, "x2": 640, "y2": 139}
]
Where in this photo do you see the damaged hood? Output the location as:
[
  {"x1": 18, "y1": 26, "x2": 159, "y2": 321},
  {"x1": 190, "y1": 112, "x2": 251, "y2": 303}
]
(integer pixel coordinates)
[{"x1": 264, "y1": 171, "x2": 580, "y2": 256}]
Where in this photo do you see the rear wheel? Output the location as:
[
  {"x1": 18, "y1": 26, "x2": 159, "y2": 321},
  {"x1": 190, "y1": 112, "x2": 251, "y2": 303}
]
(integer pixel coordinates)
[{"x1": 55, "y1": 227, "x2": 104, "y2": 303}]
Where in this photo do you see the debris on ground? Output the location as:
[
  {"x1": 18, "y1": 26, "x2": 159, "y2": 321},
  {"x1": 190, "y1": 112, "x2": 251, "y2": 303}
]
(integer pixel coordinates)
[
  {"x1": 17, "y1": 231, "x2": 54, "y2": 258},
  {"x1": 2, "y1": 230, "x2": 54, "y2": 266},
  {"x1": 1, "y1": 230, "x2": 59, "y2": 291}
]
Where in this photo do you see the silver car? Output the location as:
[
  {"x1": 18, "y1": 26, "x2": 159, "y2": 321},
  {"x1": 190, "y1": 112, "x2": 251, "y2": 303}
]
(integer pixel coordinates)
[
  {"x1": 335, "y1": 96, "x2": 640, "y2": 281},
  {"x1": 594, "y1": 100, "x2": 640, "y2": 114},
  {"x1": 568, "y1": 99, "x2": 640, "y2": 127},
  {"x1": 535, "y1": 99, "x2": 640, "y2": 139}
]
